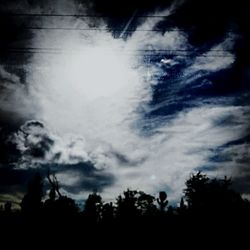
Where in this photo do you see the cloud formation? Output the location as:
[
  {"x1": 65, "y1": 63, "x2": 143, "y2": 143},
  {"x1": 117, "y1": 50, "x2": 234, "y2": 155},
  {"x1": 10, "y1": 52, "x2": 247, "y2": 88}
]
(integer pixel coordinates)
[{"x1": 0, "y1": 0, "x2": 250, "y2": 204}]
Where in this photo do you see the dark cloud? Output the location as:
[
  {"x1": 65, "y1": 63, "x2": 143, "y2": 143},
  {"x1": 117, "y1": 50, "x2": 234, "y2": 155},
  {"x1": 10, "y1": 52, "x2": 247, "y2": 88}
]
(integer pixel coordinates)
[
  {"x1": 0, "y1": 118, "x2": 115, "y2": 200},
  {"x1": 168, "y1": 0, "x2": 249, "y2": 45},
  {"x1": 0, "y1": 166, "x2": 44, "y2": 208},
  {"x1": 158, "y1": 0, "x2": 250, "y2": 105},
  {"x1": 233, "y1": 175, "x2": 250, "y2": 195},
  {"x1": 199, "y1": 134, "x2": 250, "y2": 196},
  {"x1": 222, "y1": 134, "x2": 250, "y2": 148},
  {"x1": 41, "y1": 162, "x2": 115, "y2": 194},
  {"x1": 213, "y1": 110, "x2": 250, "y2": 128},
  {"x1": 0, "y1": 167, "x2": 38, "y2": 194},
  {"x1": 7, "y1": 120, "x2": 55, "y2": 165},
  {"x1": 77, "y1": 0, "x2": 173, "y2": 16},
  {"x1": 0, "y1": 161, "x2": 115, "y2": 204},
  {"x1": 18, "y1": 121, "x2": 54, "y2": 159},
  {"x1": 0, "y1": 121, "x2": 51, "y2": 167},
  {"x1": 0, "y1": 127, "x2": 20, "y2": 165}
]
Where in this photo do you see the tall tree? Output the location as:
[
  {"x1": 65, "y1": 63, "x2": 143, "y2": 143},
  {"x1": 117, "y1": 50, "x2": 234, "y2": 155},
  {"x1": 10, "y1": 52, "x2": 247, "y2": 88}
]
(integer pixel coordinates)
[
  {"x1": 184, "y1": 172, "x2": 244, "y2": 215},
  {"x1": 21, "y1": 172, "x2": 43, "y2": 214},
  {"x1": 83, "y1": 192, "x2": 102, "y2": 224},
  {"x1": 157, "y1": 191, "x2": 168, "y2": 212}
]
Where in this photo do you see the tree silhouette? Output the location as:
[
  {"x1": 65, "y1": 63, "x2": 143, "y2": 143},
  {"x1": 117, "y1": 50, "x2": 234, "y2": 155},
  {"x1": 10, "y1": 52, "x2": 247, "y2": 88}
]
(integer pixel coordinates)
[
  {"x1": 116, "y1": 189, "x2": 140, "y2": 220},
  {"x1": 184, "y1": 171, "x2": 209, "y2": 210},
  {"x1": 54, "y1": 196, "x2": 79, "y2": 217},
  {"x1": 83, "y1": 192, "x2": 102, "y2": 224},
  {"x1": 44, "y1": 171, "x2": 78, "y2": 218},
  {"x1": 137, "y1": 191, "x2": 156, "y2": 216},
  {"x1": 116, "y1": 189, "x2": 157, "y2": 222},
  {"x1": 2, "y1": 169, "x2": 249, "y2": 233},
  {"x1": 177, "y1": 197, "x2": 187, "y2": 215},
  {"x1": 21, "y1": 172, "x2": 43, "y2": 215},
  {"x1": 184, "y1": 172, "x2": 245, "y2": 216},
  {"x1": 102, "y1": 202, "x2": 114, "y2": 223},
  {"x1": 47, "y1": 170, "x2": 62, "y2": 199},
  {"x1": 157, "y1": 191, "x2": 168, "y2": 212}
]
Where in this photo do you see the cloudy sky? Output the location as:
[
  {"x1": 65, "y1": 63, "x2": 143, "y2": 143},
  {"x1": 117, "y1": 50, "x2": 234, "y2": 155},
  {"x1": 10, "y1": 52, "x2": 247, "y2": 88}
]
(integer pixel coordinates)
[{"x1": 0, "y1": 0, "x2": 250, "y2": 206}]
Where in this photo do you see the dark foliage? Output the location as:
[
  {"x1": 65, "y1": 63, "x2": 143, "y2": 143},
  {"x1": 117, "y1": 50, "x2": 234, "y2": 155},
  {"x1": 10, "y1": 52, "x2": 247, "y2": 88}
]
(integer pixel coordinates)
[
  {"x1": 1, "y1": 171, "x2": 250, "y2": 242},
  {"x1": 20, "y1": 172, "x2": 43, "y2": 215}
]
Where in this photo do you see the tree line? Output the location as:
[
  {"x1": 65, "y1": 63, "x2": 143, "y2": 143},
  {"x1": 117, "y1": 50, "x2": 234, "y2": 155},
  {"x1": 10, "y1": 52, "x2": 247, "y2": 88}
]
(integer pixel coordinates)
[{"x1": 1, "y1": 171, "x2": 250, "y2": 235}]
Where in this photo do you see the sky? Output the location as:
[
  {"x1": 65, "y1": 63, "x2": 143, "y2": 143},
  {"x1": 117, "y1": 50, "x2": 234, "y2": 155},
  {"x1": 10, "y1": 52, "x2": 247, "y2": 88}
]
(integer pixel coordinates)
[{"x1": 0, "y1": 0, "x2": 250, "y2": 206}]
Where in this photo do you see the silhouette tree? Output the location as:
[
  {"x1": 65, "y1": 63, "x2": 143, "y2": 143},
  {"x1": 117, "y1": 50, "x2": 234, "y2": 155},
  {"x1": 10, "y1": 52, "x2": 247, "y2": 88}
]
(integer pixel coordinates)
[
  {"x1": 83, "y1": 192, "x2": 102, "y2": 224},
  {"x1": 102, "y1": 202, "x2": 114, "y2": 223},
  {"x1": 184, "y1": 171, "x2": 209, "y2": 209},
  {"x1": 47, "y1": 170, "x2": 62, "y2": 199},
  {"x1": 184, "y1": 172, "x2": 245, "y2": 216},
  {"x1": 177, "y1": 197, "x2": 187, "y2": 215},
  {"x1": 137, "y1": 191, "x2": 156, "y2": 216},
  {"x1": 44, "y1": 170, "x2": 60, "y2": 212},
  {"x1": 3, "y1": 169, "x2": 249, "y2": 233},
  {"x1": 116, "y1": 189, "x2": 140, "y2": 220},
  {"x1": 157, "y1": 191, "x2": 168, "y2": 212},
  {"x1": 44, "y1": 171, "x2": 78, "y2": 218},
  {"x1": 21, "y1": 172, "x2": 43, "y2": 215},
  {"x1": 116, "y1": 189, "x2": 157, "y2": 222},
  {"x1": 54, "y1": 196, "x2": 79, "y2": 217},
  {"x1": 44, "y1": 171, "x2": 59, "y2": 214}
]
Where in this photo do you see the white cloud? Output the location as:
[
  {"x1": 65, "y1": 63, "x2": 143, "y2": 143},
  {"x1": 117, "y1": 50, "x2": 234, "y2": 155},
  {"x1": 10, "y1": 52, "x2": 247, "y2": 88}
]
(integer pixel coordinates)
[
  {"x1": 161, "y1": 59, "x2": 173, "y2": 65},
  {"x1": 12, "y1": 105, "x2": 249, "y2": 202},
  {"x1": 100, "y1": 105, "x2": 250, "y2": 201},
  {"x1": 56, "y1": 171, "x2": 82, "y2": 186},
  {"x1": 190, "y1": 35, "x2": 236, "y2": 72},
  {"x1": 12, "y1": 121, "x2": 91, "y2": 167}
]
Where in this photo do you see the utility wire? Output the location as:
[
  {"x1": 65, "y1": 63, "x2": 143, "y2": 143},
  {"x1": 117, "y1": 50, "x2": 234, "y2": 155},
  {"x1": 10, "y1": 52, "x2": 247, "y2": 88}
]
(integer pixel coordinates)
[
  {"x1": 0, "y1": 50, "x2": 233, "y2": 57},
  {"x1": 0, "y1": 13, "x2": 172, "y2": 18},
  {"x1": 22, "y1": 26, "x2": 192, "y2": 32},
  {"x1": 0, "y1": 47, "x2": 233, "y2": 52}
]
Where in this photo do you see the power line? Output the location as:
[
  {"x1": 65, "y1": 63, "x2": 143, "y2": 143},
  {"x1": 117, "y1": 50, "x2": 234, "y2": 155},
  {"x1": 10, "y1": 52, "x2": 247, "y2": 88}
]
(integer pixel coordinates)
[
  {"x1": 0, "y1": 13, "x2": 171, "y2": 18},
  {"x1": 7, "y1": 25, "x2": 235, "y2": 33},
  {"x1": 0, "y1": 48, "x2": 234, "y2": 57},
  {"x1": 22, "y1": 26, "x2": 189, "y2": 32},
  {"x1": 0, "y1": 47, "x2": 233, "y2": 52}
]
